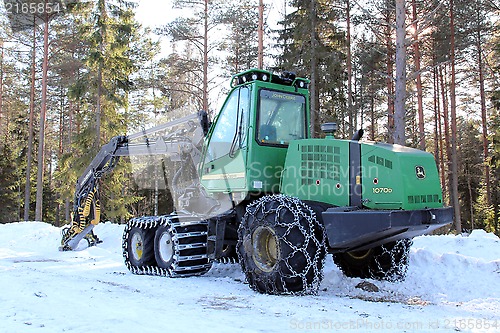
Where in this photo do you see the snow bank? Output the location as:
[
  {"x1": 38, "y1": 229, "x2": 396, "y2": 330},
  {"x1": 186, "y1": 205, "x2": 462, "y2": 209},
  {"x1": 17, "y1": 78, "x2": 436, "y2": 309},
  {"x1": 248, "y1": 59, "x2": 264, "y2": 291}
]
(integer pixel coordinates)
[
  {"x1": 1, "y1": 222, "x2": 499, "y2": 333},
  {"x1": 408, "y1": 230, "x2": 500, "y2": 303}
]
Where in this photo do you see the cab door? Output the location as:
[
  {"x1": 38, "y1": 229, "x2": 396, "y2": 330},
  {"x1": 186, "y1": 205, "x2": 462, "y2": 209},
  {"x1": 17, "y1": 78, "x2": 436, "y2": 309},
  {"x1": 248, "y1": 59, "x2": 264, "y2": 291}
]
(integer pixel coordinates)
[{"x1": 200, "y1": 86, "x2": 250, "y2": 193}]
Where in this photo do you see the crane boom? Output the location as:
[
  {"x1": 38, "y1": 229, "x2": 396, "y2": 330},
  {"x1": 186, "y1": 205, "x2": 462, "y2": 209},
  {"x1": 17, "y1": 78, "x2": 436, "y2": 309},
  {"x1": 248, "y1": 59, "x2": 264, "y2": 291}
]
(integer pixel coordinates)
[{"x1": 60, "y1": 113, "x2": 210, "y2": 251}]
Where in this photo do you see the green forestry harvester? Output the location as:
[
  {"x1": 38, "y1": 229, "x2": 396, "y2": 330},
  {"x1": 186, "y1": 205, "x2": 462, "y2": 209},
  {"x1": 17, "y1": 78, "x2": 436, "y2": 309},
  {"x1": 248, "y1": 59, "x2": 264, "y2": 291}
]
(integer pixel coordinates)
[{"x1": 60, "y1": 69, "x2": 452, "y2": 295}]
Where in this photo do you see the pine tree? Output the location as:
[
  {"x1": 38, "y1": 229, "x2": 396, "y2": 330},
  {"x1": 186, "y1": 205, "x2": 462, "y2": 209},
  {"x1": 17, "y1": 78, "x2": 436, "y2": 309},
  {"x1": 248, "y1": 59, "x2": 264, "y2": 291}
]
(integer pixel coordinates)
[
  {"x1": 457, "y1": 119, "x2": 483, "y2": 230},
  {"x1": 0, "y1": 142, "x2": 23, "y2": 222},
  {"x1": 353, "y1": 35, "x2": 386, "y2": 141},
  {"x1": 34, "y1": 11, "x2": 53, "y2": 221},
  {"x1": 275, "y1": 0, "x2": 345, "y2": 136},
  {"x1": 485, "y1": 19, "x2": 500, "y2": 235},
  {"x1": 54, "y1": 0, "x2": 153, "y2": 223},
  {"x1": 218, "y1": 1, "x2": 259, "y2": 74},
  {"x1": 486, "y1": 110, "x2": 500, "y2": 235},
  {"x1": 0, "y1": 60, "x2": 29, "y2": 222}
]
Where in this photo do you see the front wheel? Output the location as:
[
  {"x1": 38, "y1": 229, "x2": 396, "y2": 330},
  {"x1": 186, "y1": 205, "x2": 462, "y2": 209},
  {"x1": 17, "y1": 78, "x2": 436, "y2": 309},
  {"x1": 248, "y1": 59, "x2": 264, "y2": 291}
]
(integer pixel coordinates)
[
  {"x1": 333, "y1": 239, "x2": 412, "y2": 281},
  {"x1": 124, "y1": 226, "x2": 156, "y2": 267},
  {"x1": 237, "y1": 195, "x2": 327, "y2": 295}
]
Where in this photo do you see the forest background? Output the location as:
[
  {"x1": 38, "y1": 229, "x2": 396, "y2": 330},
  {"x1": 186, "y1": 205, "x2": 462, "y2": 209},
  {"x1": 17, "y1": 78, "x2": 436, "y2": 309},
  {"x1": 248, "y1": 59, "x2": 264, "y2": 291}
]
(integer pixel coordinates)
[{"x1": 0, "y1": 0, "x2": 499, "y2": 236}]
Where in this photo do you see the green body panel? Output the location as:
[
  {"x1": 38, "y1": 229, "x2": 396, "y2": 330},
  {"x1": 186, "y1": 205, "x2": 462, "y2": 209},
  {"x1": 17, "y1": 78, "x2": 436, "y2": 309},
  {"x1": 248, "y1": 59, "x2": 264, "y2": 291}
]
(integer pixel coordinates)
[
  {"x1": 361, "y1": 142, "x2": 443, "y2": 210},
  {"x1": 281, "y1": 139, "x2": 443, "y2": 210},
  {"x1": 281, "y1": 139, "x2": 350, "y2": 206},
  {"x1": 200, "y1": 69, "x2": 310, "y2": 196}
]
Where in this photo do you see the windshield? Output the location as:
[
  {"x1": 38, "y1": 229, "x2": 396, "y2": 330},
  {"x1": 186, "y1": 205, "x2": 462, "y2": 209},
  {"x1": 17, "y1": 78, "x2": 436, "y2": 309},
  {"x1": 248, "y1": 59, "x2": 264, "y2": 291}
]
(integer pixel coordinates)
[{"x1": 257, "y1": 90, "x2": 306, "y2": 146}]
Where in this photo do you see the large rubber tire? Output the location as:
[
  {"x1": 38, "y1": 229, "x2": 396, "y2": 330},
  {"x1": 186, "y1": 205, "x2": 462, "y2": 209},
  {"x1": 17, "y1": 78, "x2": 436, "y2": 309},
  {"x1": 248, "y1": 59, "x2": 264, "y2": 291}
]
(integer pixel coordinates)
[
  {"x1": 333, "y1": 239, "x2": 412, "y2": 281},
  {"x1": 154, "y1": 225, "x2": 175, "y2": 269},
  {"x1": 124, "y1": 226, "x2": 156, "y2": 267},
  {"x1": 237, "y1": 195, "x2": 327, "y2": 295}
]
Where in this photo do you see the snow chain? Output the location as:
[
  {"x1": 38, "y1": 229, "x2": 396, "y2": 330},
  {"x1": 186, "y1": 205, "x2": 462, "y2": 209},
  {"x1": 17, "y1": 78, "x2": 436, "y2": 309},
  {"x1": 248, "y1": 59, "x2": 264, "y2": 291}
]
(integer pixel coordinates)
[
  {"x1": 238, "y1": 195, "x2": 327, "y2": 295},
  {"x1": 371, "y1": 239, "x2": 412, "y2": 281}
]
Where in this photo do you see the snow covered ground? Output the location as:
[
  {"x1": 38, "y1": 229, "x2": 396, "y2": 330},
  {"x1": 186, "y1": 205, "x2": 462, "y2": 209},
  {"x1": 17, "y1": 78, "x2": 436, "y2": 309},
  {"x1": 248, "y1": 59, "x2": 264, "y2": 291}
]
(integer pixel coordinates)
[{"x1": 1, "y1": 222, "x2": 499, "y2": 333}]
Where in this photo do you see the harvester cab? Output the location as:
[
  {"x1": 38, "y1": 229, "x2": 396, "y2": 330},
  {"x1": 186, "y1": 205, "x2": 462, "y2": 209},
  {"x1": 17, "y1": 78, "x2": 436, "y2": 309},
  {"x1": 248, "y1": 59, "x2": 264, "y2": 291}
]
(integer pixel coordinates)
[{"x1": 200, "y1": 69, "x2": 311, "y2": 204}]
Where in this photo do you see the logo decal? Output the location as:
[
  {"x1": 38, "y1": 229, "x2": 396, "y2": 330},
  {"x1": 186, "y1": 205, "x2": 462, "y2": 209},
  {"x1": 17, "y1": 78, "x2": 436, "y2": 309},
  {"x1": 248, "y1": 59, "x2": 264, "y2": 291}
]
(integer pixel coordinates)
[{"x1": 415, "y1": 166, "x2": 426, "y2": 179}]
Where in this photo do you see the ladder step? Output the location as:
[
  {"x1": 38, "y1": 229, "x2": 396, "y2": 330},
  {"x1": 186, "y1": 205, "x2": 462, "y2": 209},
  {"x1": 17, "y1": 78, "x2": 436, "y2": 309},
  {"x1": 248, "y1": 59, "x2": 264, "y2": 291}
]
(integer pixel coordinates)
[
  {"x1": 172, "y1": 220, "x2": 208, "y2": 227},
  {"x1": 177, "y1": 242, "x2": 207, "y2": 250},
  {"x1": 176, "y1": 254, "x2": 208, "y2": 261},
  {"x1": 173, "y1": 263, "x2": 212, "y2": 272},
  {"x1": 175, "y1": 231, "x2": 207, "y2": 239}
]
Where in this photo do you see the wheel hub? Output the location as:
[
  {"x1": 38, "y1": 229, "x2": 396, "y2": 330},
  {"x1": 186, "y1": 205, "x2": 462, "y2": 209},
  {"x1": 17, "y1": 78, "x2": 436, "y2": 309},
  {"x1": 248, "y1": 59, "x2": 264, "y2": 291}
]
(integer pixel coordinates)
[
  {"x1": 347, "y1": 249, "x2": 372, "y2": 260},
  {"x1": 131, "y1": 233, "x2": 143, "y2": 261},
  {"x1": 158, "y1": 231, "x2": 174, "y2": 264},
  {"x1": 252, "y1": 226, "x2": 280, "y2": 273}
]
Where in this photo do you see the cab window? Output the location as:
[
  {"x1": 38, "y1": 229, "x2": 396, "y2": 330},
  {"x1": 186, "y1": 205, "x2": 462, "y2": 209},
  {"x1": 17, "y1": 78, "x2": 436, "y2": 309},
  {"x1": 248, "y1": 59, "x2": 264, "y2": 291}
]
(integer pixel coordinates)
[
  {"x1": 257, "y1": 90, "x2": 306, "y2": 146},
  {"x1": 205, "y1": 87, "x2": 249, "y2": 162}
]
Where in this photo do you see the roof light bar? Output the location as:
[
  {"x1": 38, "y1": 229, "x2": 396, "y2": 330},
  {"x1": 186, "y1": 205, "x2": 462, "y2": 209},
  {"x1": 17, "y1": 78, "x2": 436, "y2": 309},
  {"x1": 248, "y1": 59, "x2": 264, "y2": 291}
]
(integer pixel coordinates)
[{"x1": 231, "y1": 69, "x2": 309, "y2": 89}]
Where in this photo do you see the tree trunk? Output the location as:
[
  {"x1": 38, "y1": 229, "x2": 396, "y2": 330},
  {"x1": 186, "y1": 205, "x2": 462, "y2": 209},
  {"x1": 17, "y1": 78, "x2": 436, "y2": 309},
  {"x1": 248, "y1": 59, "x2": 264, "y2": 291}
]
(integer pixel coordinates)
[
  {"x1": 434, "y1": 65, "x2": 446, "y2": 197},
  {"x1": 476, "y1": 3, "x2": 490, "y2": 206},
  {"x1": 467, "y1": 173, "x2": 474, "y2": 230},
  {"x1": 64, "y1": 80, "x2": 74, "y2": 224},
  {"x1": 202, "y1": 0, "x2": 209, "y2": 113},
  {"x1": 439, "y1": 65, "x2": 452, "y2": 205},
  {"x1": 58, "y1": 85, "x2": 64, "y2": 156},
  {"x1": 310, "y1": 0, "x2": 318, "y2": 138},
  {"x1": 0, "y1": 39, "x2": 4, "y2": 134},
  {"x1": 257, "y1": 0, "x2": 264, "y2": 69},
  {"x1": 96, "y1": 0, "x2": 106, "y2": 147},
  {"x1": 393, "y1": 0, "x2": 406, "y2": 145},
  {"x1": 433, "y1": 66, "x2": 440, "y2": 171},
  {"x1": 385, "y1": 5, "x2": 395, "y2": 143},
  {"x1": 370, "y1": 75, "x2": 375, "y2": 141},
  {"x1": 68, "y1": 99, "x2": 73, "y2": 146},
  {"x1": 411, "y1": 0, "x2": 425, "y2": 150},
  {"x1": 35, "y1": 13, "x2": 50, "y2": 221},
  {"x1": 449, "y1": 0, "x2": 462, "y2": 233},
  {"x1": 346, "y1": 0, "x2": 354, "y2": 138},
  {"x1": 24, "y1": 21, "x2": 37, "y2": 221},
  {"x1": 96, "y1": 60, "x2": 102, "y2": 147}
]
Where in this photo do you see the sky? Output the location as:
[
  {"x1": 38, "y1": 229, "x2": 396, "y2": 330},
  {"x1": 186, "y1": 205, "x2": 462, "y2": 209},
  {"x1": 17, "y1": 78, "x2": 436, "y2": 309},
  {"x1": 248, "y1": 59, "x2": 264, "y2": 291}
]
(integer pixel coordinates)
[
  {"x1": 134, "y1": 0, "x2": 285, "y2": 56},
  {"x1": 135, "y1": 0, "x2": 285, "y2": 29},
  {"x1": 135, "y1": 0, "x2": 179, "y2": 30}
]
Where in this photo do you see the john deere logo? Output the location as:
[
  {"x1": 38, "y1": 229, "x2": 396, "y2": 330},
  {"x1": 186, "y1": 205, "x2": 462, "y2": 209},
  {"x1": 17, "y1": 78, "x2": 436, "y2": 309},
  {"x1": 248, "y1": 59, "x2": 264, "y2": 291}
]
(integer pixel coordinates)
[{"x1": 415, "y1": 166, "x2": 426, "y2": 179}]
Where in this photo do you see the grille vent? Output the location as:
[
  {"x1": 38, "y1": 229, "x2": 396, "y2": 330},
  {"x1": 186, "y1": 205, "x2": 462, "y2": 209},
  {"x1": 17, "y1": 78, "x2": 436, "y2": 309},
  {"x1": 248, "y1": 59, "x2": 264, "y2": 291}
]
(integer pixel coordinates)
[
  {"x1": 408, "y1": 194, "x2": 440, "y2": 204},
  {"x1": 300, "y1": 145, "x2": 341, "y2": 186},
  {"x1": 368, "y1": 155, "x2": 393, "y2": 169}
]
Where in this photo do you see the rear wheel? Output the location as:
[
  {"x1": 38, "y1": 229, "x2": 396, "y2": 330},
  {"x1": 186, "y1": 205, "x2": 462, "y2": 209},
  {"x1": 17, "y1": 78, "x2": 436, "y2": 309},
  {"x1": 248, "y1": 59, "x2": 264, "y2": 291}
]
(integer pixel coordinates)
[
  {"x1": 333, "y1": 239, "x2": 412, "y2": 281},
  {"x1": 154, "y1": 225, "x2": 175, "y2": 269},
  {"x1": 237, "y1": 195, "x2": 327, "y2": 295},
  {"x1": 153, "y1": 217, "x2": 212, "y2": 276},
  {"x1": 123, "y1": 216, "x2": 212, "y2": 276}
]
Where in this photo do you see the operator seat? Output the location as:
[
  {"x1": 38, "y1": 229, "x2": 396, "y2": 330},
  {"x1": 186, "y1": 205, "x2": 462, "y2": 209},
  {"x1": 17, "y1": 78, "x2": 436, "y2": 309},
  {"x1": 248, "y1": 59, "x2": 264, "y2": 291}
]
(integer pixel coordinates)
[{"x1": 259, "y1": 124, "x2": 277, "y2": 142}]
